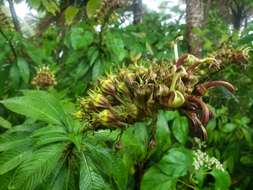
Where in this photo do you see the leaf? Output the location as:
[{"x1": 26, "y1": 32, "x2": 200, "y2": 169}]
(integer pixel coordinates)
[
  {"x1": 86, "y1": 0, "x2": 102, "y2": 19},
  {"x1": 105, "y1": 32, "x2": 127, "y2": 62},
  {"x1": 141, "y1": 166, "x2": 177, "y2": 190},
  {"x1": 159, "y1": 147, "x2": 193, "y2": 178},
  {"x1": 85, "y1": 143, "x2": 128, "y2": 190},
  {"x1": 0, "y1": 152, "x2": 26, "y2": 175},
  {"x1": 0, "y1": 116, "x2": 11, "y2": 129},
  {"x1": 17, "y1": 58, "x2": 30, "y2": 83},
  {"x1": 70, "y1": 27, "x2": 94, "y2": 50},
  {"x1": 121, "y1": 122, "x2": 149, "y2": 161},
  {"x1": 9, "y1": 143, "x2": 65, "y2": 190},
  {"x1": 92, "y1": 60, "x2": 103, "y2": 81},
  {"x1": 79, "y1": 152, "x2": 107, "y2": 190},
  {"x1": 41, "y1": 0, "x2": 59, "y2": 15},
  {"x1": 171, "y1": 115, "x2": 189, "y2": 145},
  {"x1": 222, "y1": 123, "x2": 236, "y2": 133},
  {"x1": 9, "y1": 64, "x2": 20, "y2": 87},
  {"x1": 164, "y1": 111, "x2": 178, "y2": 121},
  {"x1": 210, "y1": 169, "x2": 231, "y2": 190},
  {"x1": 155, "y1": 111, "x2": 171, "y2": 152},
  {"x1": 0, "y1": 139, "x2": 28, "y2": 152},
  {"x1": 1, "y1": 91, "x2": 66, "y2": 125},
  {"x1": 64, "y1": 6, "x2": 79, "y2": 25}
]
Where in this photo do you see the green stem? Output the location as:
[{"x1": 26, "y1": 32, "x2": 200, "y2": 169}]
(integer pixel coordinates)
[
  {"x1": 174, "y1": 43, "x2": 179, "y2": 61},
  {"x1": 170, "y1": 72, "x2": 180, "y2": 91},
  {"x1": 178, "y1": 179, "x2": 195, "y2": 189}
]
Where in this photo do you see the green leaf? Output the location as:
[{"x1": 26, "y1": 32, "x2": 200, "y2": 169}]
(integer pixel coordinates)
[
  {"x1": 92, "y1": 60, "x2": 103, "y2": 81},
  {"x1": 222, "y1": 123, "x2": 236, "y2": 133},
  {"x1": 0, "y1": 152, "x2": 26, "y2": 175},
  {"x1": 70, "y1": 27, "x2": 94, "y2": 50},
  {"x1": 41, "y1": 0, "x2": 59, "y2": 15},
  {"x1": 79, "y1": 152, "x2": 107, "y2": 190},
  {"x1": 141, "y1": 166, "x2": 177, "y2": 190},
  {"x1": 0, "y1": 116, "x2": 11, "y2": 129},
  {"x1": 85, "y1": 143, "x2": 127, "y2": 190},
  {"x1": 17, "y1": 58, "x2": 30, "y2": 83},
  {"x1": 155, "y1": 111, "x2": 171, "y2": 152},
  {"x1": 210, "y1": 169, "x2": 231, "y2": 190},
  {"x1": 0, "y1": 139, "x2": 28, "y2": 152},
  {"x1": 105, "y1": 32, "x2": 127, "y2": 62},
  {"x1": 1, "y1": 91, "x2": 66, "y2": 125},
  {"x1": 86, "y1": 0, "x2": 102, "y2": 19},
  {"x1": 9, "y1": 143, "x2": 65, "y2": 190},
  {"x1": 164, "y1": 111, "x2": 178, "y2": 121},
  {"x1": 9, "y1": 64, "x2": 20, "y2": 87},
  {"x1": 64, "y1": 6, "x2": 79, "y2": 25},
  {"x1": 159, "y1": 147, "x2": 193, "y2": 178},
  {"x1": 171, "y1": 115, "x2": 189, "y2": 144},
  {"x1": 121, "y1": 122, "x2": 149, "y2": 161}
]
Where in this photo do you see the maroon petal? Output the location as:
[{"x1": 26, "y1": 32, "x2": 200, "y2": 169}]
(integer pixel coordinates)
[{"x1": 186, "y1": 96, "x2": 210, "y2": 126}]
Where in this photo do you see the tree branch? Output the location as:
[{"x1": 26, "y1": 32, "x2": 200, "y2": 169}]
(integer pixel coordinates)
[{"x1": 7, "y1": 0, "x2": 21, "y2": 33}]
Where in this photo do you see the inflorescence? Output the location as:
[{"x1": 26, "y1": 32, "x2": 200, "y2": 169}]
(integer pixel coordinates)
[{"x1": 75, "y1": 47, "x2": 249, "y2": 140}]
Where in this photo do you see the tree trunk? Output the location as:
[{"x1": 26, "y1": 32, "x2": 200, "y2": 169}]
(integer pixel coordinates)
[
  {"x1": 186, "y1": 0, "x2": 204, "y2": 57},
  {"x1": 133, "y1": 0, "x2": 142, "y2": 24},
  {"x1": 7, "y1": 0, "x2": 21, "y2": 33},
  {"x1": 232, "y1": 13, "x2": 242, "y2": 30}
]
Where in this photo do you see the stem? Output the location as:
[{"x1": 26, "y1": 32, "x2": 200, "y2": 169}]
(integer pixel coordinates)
[
  {"x1": 174, "y1": 42, "x2": 179, "y2": 61},
  {"x1": 7, "y1": 0, "x2": 21, "y2": 33},
  {"x1": 134, "y1": 163, "x2": 144, "y2": 190},
  {"x1": 178, "y1": 179, "x2": 195, "y2": 189},
  {"x1": 0, "y1": 28, "x2": 17, "y2": 61},
  {"x1": 170, "y1": 72, "x2": 180, "y2": 91}
]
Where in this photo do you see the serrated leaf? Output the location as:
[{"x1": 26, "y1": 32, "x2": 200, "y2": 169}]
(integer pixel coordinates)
[
  {"x1": 85, "y1": 143, "x2": 127, "y2": 190},
  {"x1": 9, "y1": 143, "x2": 65, "y2": 190},
  {"x1": 79, "y1": 152, "x2": 106, "y2": 190},
  {"x1": 1, "y1": 91, "x2": 66, "y2": 125}
]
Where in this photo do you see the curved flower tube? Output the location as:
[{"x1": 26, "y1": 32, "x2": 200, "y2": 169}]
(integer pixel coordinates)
[
  {"x1": 193, "y1": 80, "x2": 236, "y2": 96},
  {"x1": 186, "y1": 96, "x2": 210, "y2": 126}
]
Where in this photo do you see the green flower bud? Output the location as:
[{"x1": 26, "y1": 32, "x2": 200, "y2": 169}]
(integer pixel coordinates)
[
  {"x1": 117, "y1": 81, "x2": 130, "y2": 95},
  {"x1": 89, "y1": 92, "x2": 111, "y2": 108},
  {"x1": 73, "y1": 110, "x2": 84, "y2": 120},
  {"x1": 95, "y1": 109, "x2": 117, "y2": 126},
  {"x1": 100, "y1": 78, "x2": 116, "y2": 95},
  {"x1": 168, "y1": 90, "x2": 185, "y2": 108}
]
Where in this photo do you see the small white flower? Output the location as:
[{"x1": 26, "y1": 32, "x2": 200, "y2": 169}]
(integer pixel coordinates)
[{"x1": 193, "y1": 149, "x2": 224, "y2": 172}]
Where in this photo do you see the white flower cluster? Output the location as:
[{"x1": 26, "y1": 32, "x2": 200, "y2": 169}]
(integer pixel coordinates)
[{"x1": 193, "y1": 149, "x2": 224, "y2": 172}]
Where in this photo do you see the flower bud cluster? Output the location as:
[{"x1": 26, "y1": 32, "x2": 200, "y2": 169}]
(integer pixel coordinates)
[
  {"x1": 193, "y1": 149, "x2": 224, "y2": 171},
  {"x1": 76, "y1": 48, "x2": 249, "y2": 137},
  {"x1": 31, "y1": 66, "x2": 57, "y2": 89}
]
